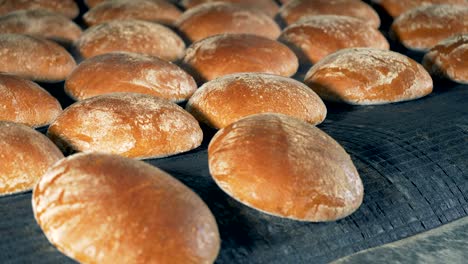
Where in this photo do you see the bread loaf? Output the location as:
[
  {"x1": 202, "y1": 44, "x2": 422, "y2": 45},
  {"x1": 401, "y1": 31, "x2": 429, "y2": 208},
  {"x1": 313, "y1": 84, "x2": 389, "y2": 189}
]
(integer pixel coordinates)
[
  {"x1": 371, "y1": 0, "x2": 468, "y2": 18},
  {"x1": 279, "y1": 0, "x2": 380, "y2": 28},
  {"x1": 422, "y1": 34, "x2": 468, "y2": 84},
  {"x1": 182, "y1": 34, "x2": 298, "y2": 82},
  {"x1": 186, "y1": 73, "x2": 326, "y2": 128},
  {"x1": 181, "y1": 0, "x2": 279, "y2": 17},
  {"x1": 0, "y1": 0, "x2": 79, "y2": 19},
  {"x1": 391, "y1": 4, "x2": 468, "y2": 51},
  {"x1": 279, "y1": 15, "x2": 389, "y2": 65},
  {"x1": 75, "y1": 20, "x2": 185, "y2": 61},
  {"x1": 304, "y1": 48, "x2": 433, "y2": 105},
  {"x1": 0, "y1": 74, "x2": 62, "y2": 127},
  {"x1": 47, "y1": 93, "x2": 203, "y2": 159},
  {"x1": 32, "y1": 152, "x2": 220, "y2": 264},
  {"x1": 0, "y1": 34, "x2": 76, "y2": 82},
  {"x1": 176, "y1": 2, "x2": 280, "y2": 42},
  {"x1": 208, "y1": 113, "x2": 364, "y2": 221},
  {"x1": 65, "y1": 52, "x2": 197, "y2": 102},
  {"x1": 0, "y1": 121, "x2": 63, "y2": 196}
]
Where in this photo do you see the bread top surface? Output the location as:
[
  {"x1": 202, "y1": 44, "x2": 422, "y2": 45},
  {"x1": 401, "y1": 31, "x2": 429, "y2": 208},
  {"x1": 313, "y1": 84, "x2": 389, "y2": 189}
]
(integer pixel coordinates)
[
  {"x1": 208, "y1": 113, "x2": 364, "y2": 221},
  {"x1": 0, "y1": 74, "x2": 62, "y2": 127},
  {"x1": 0, "y1": 9, "x2": 82, "y2": 44},
  {"x1": 423, "y1": 34, "x2": 468, "y2": 84},
  {"x1": 75, "y1": 20, "x2": 185, "y2": 61},
  {"x1": 279, "y1": 15, "x2": 389, "y2": 64},
  {"x1": 304, "y1": 48, "x2": 433, "y2": 105},
  {"x1": 391, "y1": 4, "x2": 468, "y2": 51},
  {"x1": 84, "y1": 0, "x2": 182, "y2": 27},
  {"x1": 176, "y1": 2, "x2": 280, "y2": 42},
  {"x1": 32, "y1": 153, "x2": 220, "y2": 264},
  {"x1": 372, "y1": 0, "x2": 468, "y2": 18},
  {"x1": 0, "y1": 34, "x2": 76, "y2": 82},
  {"x1": 279, "y1": 0, "x2": 380, "y2": 28},
  {"x1": 65, "y1": 52, "x2": 197, "y2": 102},
  {"x1": 182, "y1": 34, "x2": 298, "y2": 82},
  {"x1": 0, "y1": 121, "x2": 63, "y2": 196},
  {"x1": 181, "y1": 0, "x2": 279, "y2": 17},
  {"x1": 186, "y1": 73, "x2": 326, "y2": 128},
  {"x1": 47, "y1": 93, "x2": 203, "y2": 159},
  {"x1": 0, "y1": 0, "x2": 79, "y2": 19}
]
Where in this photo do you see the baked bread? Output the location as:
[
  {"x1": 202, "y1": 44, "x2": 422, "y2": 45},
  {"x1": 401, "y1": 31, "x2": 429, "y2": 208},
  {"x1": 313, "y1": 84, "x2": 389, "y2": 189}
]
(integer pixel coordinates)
[
  {"x1": 279, "y1": 15, "x2": 389, "y2": 65},
  {"x1": 47, "y1": 93, "x2": 203, "y2": 159},
  {"x1": 0, "y1": 9, "x2": 82, "y2": 45},
  {"x1": 208, "y1": 113, "x2": 364, "y2": 222},
  {"x1": 0, "y1": 0, "x2": 79, "y2": 19},
  {"x1": 84, "y1": 0, "x2": 182, "y2": 27},
  {"x1": 371, "y1": 0, "x2": 468, "y2": 18},
  {"x1": 391, "y1": 4, "x2": 468, "y2": 51},
  {"x1": 0, "y1": 34, "x2": 76, "y2": 82},
  {"x1": 75, "y1": 20, "x2": 185, "y2": 61},
  {"x1": 32, "y1": 152, "x2": 220, "y2": 264},
  {"x1": 176, "y1": 2, "x2": 280, "y2": 43},
  {"x1": 66, "y1": 52, "x2": 197, "y2": 102},
  {"x1": 304, "y1": 48, "x2": 433, "y2": 105},
  {"x1": 0, "y1": 74, "x2": 62, "y2": 127},
  {"x1": 186, "y1": 73, "x2": 326, "y2": 128},
  {"x1": 182, "y1": 34, "x2": 298, "y2": 82},
  {"x1": 279, "y1": 0, "x2": 380, "y2": 28},
  {"x1": 0, "y1": 121, "x2": 63, "y2": 196},
  {"x1": 422, "y1": 34, "x2": 468, "y2": 84},
  {"x1": 181, "y1": 0, "x2": 279, "y2": 17}
]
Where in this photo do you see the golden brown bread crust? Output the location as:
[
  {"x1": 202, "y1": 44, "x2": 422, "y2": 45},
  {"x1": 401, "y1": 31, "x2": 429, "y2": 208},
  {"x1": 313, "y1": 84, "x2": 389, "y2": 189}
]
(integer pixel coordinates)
[
  {"x1": 0, "y1": 121, "x2": 63, "y2": 196},
  {"x1": 176, "y1": 2, "x2": 280, "y2": 43},
  {"x1": 75, "y1": 20, "x2": 185, "y2": 61},
  {"x1": 208, "y1": 113, "x2": 364, "y2": 221},
  {"x1": 0, "y1": 74, "x2": 62, "y2": 127},
  {"x1": 32, "y1": 153, "x2": 220, "y2": 264},
  {"x1": 0, "y1": 34, "x2": 76, "y2": 82},
  {"x1": 181, "y1": 0, "x2": 279, "y2": 17},
  {"x1": 186, "y1": 73, "x2": 327, "y2": 128},
  {"x1": 0, "y1": 0, "x2": 79, "y2": 19},
  {"x1": 182, "y1": 34, "x2": 298, "y2": 82},
  {"x1": 371, "y1": 0, "x2": 468, "y2": 18},
  {"x1": 391, "y1": 4, "x2": 468, "y2": 51},
  {"x1": 65, "y1": 52, "x2": 197, "y2": 102},
  {"x1": 0, "y1": 9, "x2": 82, "y2": 45},
  {"x1": 84, "y1": 0, "x2": 182, "y2": 27},
  {"x1": 279, "y1": 15, "x2": 389, "y2": 65},
  {"x1": 422, "y1": 34, "x2": 468, "y2": 84},
  {"x1": 304, "y1": 48, "x2": 433, "y2": 105},
  {"x1": 47, "y1": 93, "x2": 203, "y2": 159},
  {"x1": 279, "y1": 0, "x2": 380, "y2": 28}
]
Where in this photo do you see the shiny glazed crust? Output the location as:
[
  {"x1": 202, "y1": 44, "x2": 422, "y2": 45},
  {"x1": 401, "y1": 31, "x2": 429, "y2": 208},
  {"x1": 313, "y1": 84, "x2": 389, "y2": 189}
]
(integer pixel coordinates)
[{"x1": 181, "y1": 0, "x2": 279, "y2": 17}]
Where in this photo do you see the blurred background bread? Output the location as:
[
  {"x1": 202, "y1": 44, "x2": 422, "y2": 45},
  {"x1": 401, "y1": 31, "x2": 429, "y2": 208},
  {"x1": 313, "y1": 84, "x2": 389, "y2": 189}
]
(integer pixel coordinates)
[{"x1": 0, "y1": 0, "x2": 79, "y2": 19}]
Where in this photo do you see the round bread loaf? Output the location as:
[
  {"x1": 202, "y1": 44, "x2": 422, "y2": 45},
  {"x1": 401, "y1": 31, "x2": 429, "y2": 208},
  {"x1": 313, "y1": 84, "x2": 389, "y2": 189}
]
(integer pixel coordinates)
[
  {"x1": 208, "y1": 113, "x2": 364, "y2": 221},
  {"x1": 391, "y1": 4, "x2": 468, "y2": 51},
  {"x1": 304, "y1": 48, "x2": 433, "y2": 105},
  {"x1": 0, "y1": 10, "x2": 82, "y2": 45},
  {"x1": 65, "y1": 52, "x2": 197, "y2": 102},
  {"x1": 186, "y1": 73, "x2": 326, "y2": 129},
  {"x1": 182, "y1": 34, "x2": 298, "y2": 82},
  {"x1": 0, "y1": 0, "x2": 79, "y2": 19},
  {"x1": 75, "y1": 20, "x2": 185, "y2": 61},
  {"x1": 0, "y1": 34, "x2": 76, "y2": 82},
  {"x1": 371, "y1": 0, "x2": 468, "y2": 18},
  {"x1": 422, "y1": 34, "x2": 468, "y2": 84},
  {"x1": 84, "y1": 0, "x2": 182, "y2": 27},
  {"x1": 279, "y1": 15, "x2": 389, "y2": 65},
  {"x1": 181, "y1": 0, "x2": 279, "y2": 17},
  {"x1": 176, "y1": 2, "x2": 280, "y2": 43},
  {"x1": 0, "y1": 74, "x2": 62, "y2": 127},
  {"x1": 279, "y1": 0, "x2": 380, "y2": 28},
  {"x1": 0, "y1": 121, "x2": 64, "y2": 196},
  {"x1": 47, "y1": 93, "x2": 203, "y2": 159},
  {"x1": 32, "y1": 153, "x2": 220, "y2": 264}
]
